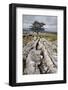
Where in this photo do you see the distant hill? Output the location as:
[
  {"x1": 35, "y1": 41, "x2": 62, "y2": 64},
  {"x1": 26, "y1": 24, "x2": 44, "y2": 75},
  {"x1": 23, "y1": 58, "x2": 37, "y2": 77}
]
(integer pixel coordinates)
[{"x1": 23, "y1": 28, "x2": 57, "y2": 34}]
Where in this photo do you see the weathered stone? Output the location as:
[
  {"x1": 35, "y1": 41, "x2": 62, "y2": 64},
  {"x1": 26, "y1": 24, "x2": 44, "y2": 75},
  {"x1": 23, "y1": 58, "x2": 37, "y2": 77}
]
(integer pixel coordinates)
[{"x1": 23, "y1": 38, "x2": 57, "y2": 74}]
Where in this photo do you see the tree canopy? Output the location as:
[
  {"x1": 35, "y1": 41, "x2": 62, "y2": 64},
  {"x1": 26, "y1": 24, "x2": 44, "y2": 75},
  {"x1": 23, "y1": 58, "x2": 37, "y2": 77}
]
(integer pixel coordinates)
[{"x1": 31, "y1": 21, "x2": 45, "y2": 34}]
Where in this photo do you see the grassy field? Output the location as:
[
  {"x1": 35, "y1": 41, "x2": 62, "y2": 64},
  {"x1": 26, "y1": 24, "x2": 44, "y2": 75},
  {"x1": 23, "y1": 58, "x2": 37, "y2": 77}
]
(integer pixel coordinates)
[{"x1": 23, "y1": 32, "x2": 57, "y2": 46}]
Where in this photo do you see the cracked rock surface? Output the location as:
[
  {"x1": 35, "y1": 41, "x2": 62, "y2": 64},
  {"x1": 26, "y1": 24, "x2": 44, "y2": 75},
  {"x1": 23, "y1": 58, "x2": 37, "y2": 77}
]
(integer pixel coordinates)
[{"x1": 23, "y1": 38, "x2": 57, "y2": 75}]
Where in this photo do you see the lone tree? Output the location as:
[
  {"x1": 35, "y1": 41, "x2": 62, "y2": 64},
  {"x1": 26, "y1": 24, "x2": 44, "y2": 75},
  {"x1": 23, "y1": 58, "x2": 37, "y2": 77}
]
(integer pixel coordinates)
[{"x1": 31, "y1": 21, "x2": 45, "y2": 35}]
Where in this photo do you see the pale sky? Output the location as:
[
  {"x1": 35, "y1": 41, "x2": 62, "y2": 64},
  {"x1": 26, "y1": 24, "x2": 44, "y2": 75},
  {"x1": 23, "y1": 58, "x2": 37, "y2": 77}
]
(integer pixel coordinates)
[{"x1": 23, "y1": 15, "x2": 57, "y2": 32}]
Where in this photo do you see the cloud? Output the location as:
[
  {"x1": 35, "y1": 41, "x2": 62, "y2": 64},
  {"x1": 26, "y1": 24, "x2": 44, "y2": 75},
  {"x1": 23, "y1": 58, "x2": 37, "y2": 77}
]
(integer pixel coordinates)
[{"x1": 23, "y1": 15, "x2": 57, "y2": 32}]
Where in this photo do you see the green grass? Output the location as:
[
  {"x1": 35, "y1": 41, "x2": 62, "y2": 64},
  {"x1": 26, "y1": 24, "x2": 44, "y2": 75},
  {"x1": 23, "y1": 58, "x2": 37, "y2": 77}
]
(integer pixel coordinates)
[
  {"x1": 40, "y1": 33, "x2": 57, "y2": 41},
  {"x1": 23, "y1": 33, "x2": 57, "y2": 46}
]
